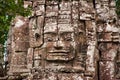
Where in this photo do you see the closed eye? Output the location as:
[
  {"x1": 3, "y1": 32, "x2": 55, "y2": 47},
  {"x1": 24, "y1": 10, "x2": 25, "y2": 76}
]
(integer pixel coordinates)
[
  {"x1": 64, "y1": 37, "x2": 73, "y2": 41},
  {"x1": 44, "y1": 32, "x2": 57, "y2": 42},
  {"x1": 45, "y1": 37, "x2": 54, "y2": 42},
  {"x1": 60, "y1": 32, "x2": 73, "y2": 41}
]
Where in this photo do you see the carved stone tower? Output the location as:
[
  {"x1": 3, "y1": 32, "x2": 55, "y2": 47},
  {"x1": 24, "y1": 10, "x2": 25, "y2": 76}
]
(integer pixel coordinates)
[{"x1": 6, "y1": 0, "x2": 120, "y2": 80}]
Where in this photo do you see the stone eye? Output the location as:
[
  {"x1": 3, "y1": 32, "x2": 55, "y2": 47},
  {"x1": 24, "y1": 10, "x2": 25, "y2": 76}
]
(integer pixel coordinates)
[
  {"x1": 64, "y1": 37, "x2": 72, "y2": 41},
  {"x1": 46, "y1": 37, "x2": 53, "y2": 42}
]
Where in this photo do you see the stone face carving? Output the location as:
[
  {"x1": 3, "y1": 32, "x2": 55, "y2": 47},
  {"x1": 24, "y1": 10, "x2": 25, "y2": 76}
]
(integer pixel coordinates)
[
  {"x1": 44, "y1": 24, "x2": 75, "y2": 61},
  {"x1": 6, "y1": 0, "x2": 120, "y2": 80}
]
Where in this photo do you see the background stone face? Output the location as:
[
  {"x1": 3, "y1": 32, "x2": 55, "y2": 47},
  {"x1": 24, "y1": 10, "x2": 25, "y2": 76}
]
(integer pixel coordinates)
[{"x1": 6, "y1": 0, "x2": 120, "y2": 80}]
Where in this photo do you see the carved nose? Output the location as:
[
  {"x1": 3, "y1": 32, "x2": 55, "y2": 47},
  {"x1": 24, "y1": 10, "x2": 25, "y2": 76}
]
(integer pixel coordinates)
[
  {"x1": 54, "y1": 41, "x2": 63, "y2": 50},
  {"x1": 54, "y1": 46, "x2": 63, "y2": 50}
]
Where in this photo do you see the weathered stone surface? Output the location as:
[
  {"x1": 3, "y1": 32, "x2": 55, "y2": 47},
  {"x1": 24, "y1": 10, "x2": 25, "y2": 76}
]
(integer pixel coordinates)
[
  {"x1": 6, "y1": 0, "x2": 120, "y2": 80},
  {"x1": 29, "y1": 16, "x2": 44, "y2": 48},
  {"x1": 7, "y1": 16, "x2": 29, "y2": 79},
  {"x1": 99, "y1": 61, "x2": 115, "y2": 80},
  {"x1": 27, "y1": 48, "x2": 33, "y2": 69},
  {"x1": 12, "y1": 16, "x2": 29, "y2": 51}
]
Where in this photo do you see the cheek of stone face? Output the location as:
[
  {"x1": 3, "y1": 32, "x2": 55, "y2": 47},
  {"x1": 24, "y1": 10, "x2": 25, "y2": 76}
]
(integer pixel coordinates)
[
  {"x1": 45, "y1": 42, "x2": 55, "y2": 50},
  {"x1": 62, "y1": 41, "x2": 75, "y2": 50}
]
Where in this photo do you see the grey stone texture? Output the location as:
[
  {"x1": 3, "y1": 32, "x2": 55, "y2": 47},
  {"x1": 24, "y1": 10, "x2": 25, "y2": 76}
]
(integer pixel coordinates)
[{"x1": 6, "y1": 0, "x2": 120, "y2": 80}]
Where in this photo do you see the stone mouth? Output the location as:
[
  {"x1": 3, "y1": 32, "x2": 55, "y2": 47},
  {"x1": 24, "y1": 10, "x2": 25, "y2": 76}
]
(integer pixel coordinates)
[
  {"x1": 48, "y1": 53, "x2": 68, "y2": 56},
  {"x1": 48, "y1": 50, "x2": 70, "y2": 53},
  {"x1": 46, "y1": 49, "x2": 74, "y2": 61},
  {"x1": 48, "y1": 50, "x2": 70, "y2": 56}
]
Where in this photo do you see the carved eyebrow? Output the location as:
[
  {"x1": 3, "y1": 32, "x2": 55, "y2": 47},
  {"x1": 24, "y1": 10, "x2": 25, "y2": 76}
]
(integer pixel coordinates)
[
  {"x1": 59, "y1": 31, "x2": 73, "y2": 34},
  {"x1": 44, "y1": 32, "x2": 57, "y2": 34}
]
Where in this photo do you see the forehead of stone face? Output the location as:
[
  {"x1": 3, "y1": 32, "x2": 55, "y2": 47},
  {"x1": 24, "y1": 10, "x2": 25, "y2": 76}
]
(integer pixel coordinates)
[
  {"x1": 44, "y1": 18, "x2": 57, "y2": 33},
  {"x1": 44, "y1": 24, "x2": 57, "y2": 33},
  {"x1": 58, "y1": 24, "x2": 74, "y2": 32}
]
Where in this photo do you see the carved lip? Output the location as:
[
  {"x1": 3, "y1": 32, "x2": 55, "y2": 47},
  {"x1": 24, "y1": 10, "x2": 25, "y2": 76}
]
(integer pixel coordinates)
[
  {"x1": 48, "y1": 50, "x2": 69, "y2": 53},
  {"x1": 48, "y1": 53, "x2": 68, "y2": 56},
  {"x1": 48, "y1": 50, "x2": 70, "y2": 56}
]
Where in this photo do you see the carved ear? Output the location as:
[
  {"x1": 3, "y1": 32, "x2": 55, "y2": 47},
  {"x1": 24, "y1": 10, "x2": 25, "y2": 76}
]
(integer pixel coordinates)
[
  {"x1": 29, "y1": 16, "x2": 44, "y2": 48},
  {"x1": 73, "y1": 20, "x2": 87, "y2": 54},
  {"x1": 77, "y1": 20, "x2": 86, "y2": 45}
]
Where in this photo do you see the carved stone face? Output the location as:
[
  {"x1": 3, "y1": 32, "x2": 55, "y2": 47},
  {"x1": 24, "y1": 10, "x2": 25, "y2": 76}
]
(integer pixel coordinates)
[{"x1": 44, "y1": 24, "x2": 76, "y2": 61}]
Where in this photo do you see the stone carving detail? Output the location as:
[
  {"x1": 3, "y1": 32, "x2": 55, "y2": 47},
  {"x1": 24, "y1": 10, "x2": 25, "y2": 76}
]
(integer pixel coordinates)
[{"x1": 6, "y1": 0, "x2": 120, "y2": 80}]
